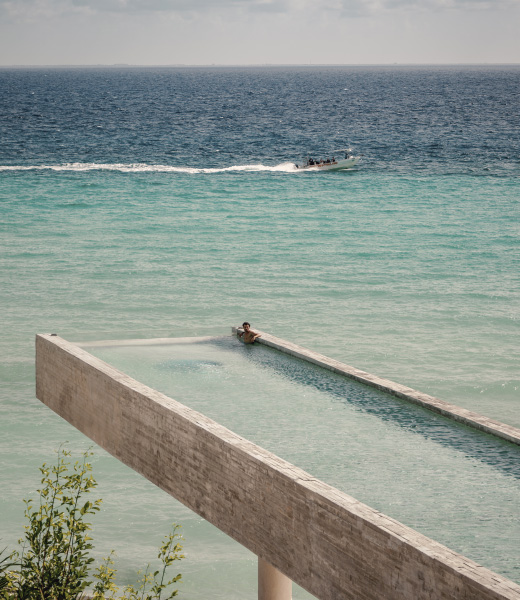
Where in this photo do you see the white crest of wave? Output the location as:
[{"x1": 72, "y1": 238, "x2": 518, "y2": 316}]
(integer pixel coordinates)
[{"x1": 0, "y1": 162, "x2": 299, "y2": 173}]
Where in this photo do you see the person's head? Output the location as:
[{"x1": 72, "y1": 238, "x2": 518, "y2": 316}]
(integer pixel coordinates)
[{"x1": 242, "y1": 322, "x2": 250, "y2": 331}]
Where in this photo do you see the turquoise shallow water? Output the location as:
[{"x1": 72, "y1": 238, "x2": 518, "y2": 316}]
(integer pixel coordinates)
[
  {"x1": 1, "y1": 168, "x2": 519, "y2": 598},
  {"x1": 2, "y1": 170, "x2": 518, "y2": 422},
  {"x1": 1, "y1": 66, "x2": 519, "y2": 598}
]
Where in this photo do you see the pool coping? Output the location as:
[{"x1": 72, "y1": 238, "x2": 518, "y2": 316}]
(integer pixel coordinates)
[{"x1": 76, "y1": 335, "x2": 220, "y2": 348}]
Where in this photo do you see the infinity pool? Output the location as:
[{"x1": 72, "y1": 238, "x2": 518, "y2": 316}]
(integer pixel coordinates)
[{"x1": 86, "y1": 335, "x2": 520, "y2": 592}]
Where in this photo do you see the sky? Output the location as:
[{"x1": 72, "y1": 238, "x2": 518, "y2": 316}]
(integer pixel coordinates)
[{"x1": 0, "y1": 0, "x2": 519, "y2": 65}]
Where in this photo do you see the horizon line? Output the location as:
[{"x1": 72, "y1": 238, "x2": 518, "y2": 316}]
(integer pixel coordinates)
[{"x1": 1, "y1": 62, "x2": 520, "y2": 69}]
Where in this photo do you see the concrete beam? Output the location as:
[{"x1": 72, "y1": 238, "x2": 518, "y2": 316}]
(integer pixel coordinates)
[
  {"x1": 232, "y1": 327, "x2": 520, "y2": 446},
  {"x1": 36, "y1": 334, "x2": 520, "y2": 600}
]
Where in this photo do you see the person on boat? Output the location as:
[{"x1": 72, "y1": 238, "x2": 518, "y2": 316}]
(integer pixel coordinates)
[{"x1": 238, "y1": 322, "x2": 261, "y2": 344}]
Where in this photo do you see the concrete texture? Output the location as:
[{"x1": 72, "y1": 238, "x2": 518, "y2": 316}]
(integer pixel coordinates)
[
  {"x1": 232, "y1": 327, "x2": 520, "y2": 446},
  {"x1": 36, "y1": 334, "x2": 520, "y2": 600}
]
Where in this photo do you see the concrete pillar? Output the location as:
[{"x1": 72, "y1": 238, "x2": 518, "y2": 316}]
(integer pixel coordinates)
[{"x1": 258, "y1": 557, "x2": 292, "y2": 600}]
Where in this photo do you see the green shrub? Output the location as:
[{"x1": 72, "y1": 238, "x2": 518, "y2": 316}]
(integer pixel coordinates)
[{"x1": 1, "y1": 447, "x2": 183, "y2": 600}]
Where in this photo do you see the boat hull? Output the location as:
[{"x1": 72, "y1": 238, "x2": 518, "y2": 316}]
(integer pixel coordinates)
[{"x1": 297, "y1": 157, "x2": 359, "y2": 171}]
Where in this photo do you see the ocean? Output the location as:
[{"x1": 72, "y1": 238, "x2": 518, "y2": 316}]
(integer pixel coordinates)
[{"x1": 0, "y1": 65, "x2": 519, "y2": 598}]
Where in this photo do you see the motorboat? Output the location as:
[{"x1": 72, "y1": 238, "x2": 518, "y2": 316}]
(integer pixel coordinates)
[{"x1": 295, "y1": 149, "x2": 360, "y2": 171}]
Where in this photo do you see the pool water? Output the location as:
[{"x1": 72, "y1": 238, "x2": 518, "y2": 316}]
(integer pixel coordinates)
[{"x1": 86, "y1": 335, "x2": 520, "y2": 591}]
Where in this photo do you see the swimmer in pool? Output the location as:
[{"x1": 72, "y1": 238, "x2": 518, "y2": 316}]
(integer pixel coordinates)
[{"x1": 238, "y1": 322, "x2": 261, "y2": 344}]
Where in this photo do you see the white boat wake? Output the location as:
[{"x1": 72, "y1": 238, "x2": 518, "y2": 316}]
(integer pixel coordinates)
[{"x1": 0, "y1": 162, "x2": 300, "y2": 174}]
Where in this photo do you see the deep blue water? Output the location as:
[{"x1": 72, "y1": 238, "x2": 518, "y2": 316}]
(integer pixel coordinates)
[{"x1": 1, "y1": 65, "x2": 519, "y2": 174}]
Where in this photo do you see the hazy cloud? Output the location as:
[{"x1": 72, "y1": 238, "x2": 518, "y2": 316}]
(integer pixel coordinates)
[
  {"x1": 1, "y1": 0, "x2": 518, "y2": 64},
  {"x1": 334, "y1": 0, "x2": 519, "y2": 12},
  {"x1": 2, "y1": 0, "x2": 515, "y2": 19},
  {"x1": 0, "y1": 0, "x2": 291, "y2": 19}
]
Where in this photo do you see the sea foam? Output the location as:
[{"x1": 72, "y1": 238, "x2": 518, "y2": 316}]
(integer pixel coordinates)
[{"x1": 0, "y1": 162, "x2": 299, "y2": 174}]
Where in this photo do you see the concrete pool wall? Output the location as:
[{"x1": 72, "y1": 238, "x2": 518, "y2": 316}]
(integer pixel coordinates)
[{"x1": 35, "y1": 333, "x2": 520, "y2": 600}]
